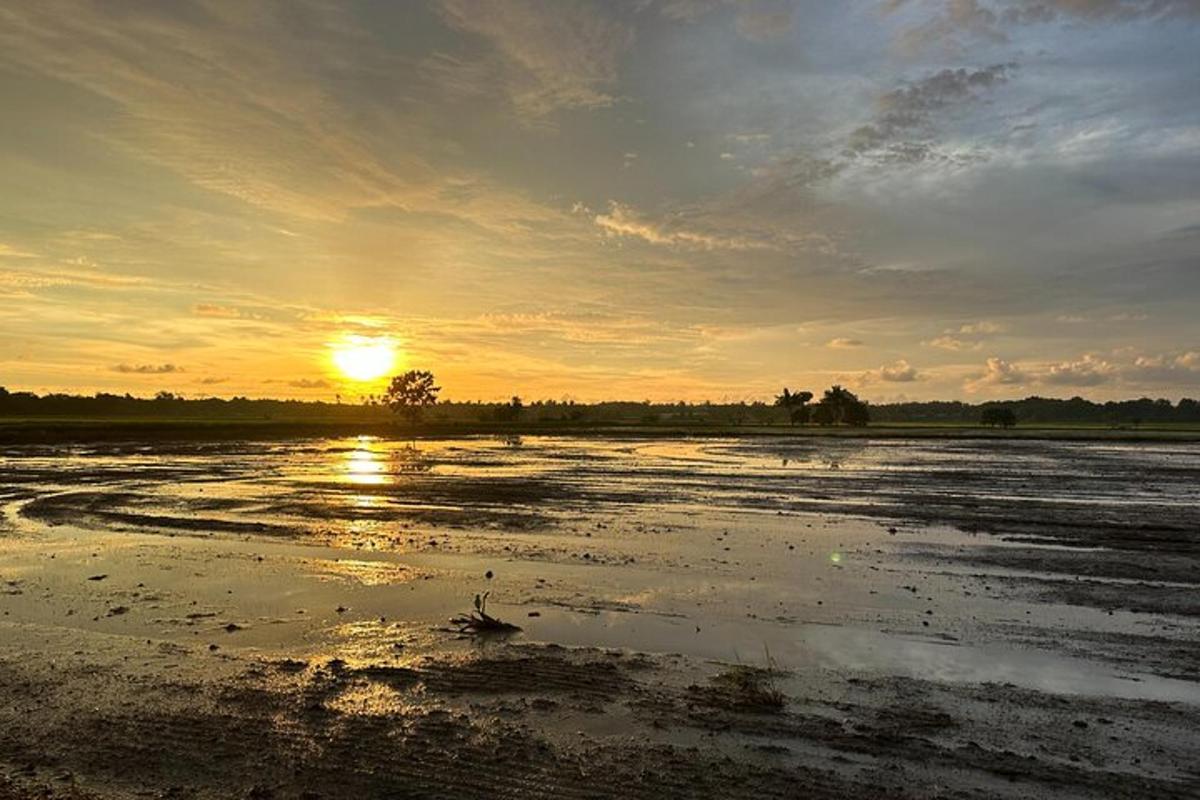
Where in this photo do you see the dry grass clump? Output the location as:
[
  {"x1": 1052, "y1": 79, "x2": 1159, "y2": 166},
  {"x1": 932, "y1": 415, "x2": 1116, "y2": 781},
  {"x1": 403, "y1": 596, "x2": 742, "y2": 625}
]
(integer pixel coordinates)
[
  {"x1": 709, "y1": 664, "x2": 786, "y2": 712},
  {"x1": 690, "y1": 648, "x2": 788, "y2": 713}
]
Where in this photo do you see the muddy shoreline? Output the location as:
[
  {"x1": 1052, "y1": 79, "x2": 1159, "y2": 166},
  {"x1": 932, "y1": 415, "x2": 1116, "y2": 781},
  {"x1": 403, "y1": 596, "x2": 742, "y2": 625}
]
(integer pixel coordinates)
[{"x1": 1, "y1": 435, "x2": 1197, "y2": 798}]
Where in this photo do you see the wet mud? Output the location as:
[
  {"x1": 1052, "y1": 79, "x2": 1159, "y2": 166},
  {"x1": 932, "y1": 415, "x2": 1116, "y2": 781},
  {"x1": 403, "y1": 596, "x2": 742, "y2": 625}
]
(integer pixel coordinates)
[{"x1": 1, "y1": 435, "x2": 1197, "y2": 798}]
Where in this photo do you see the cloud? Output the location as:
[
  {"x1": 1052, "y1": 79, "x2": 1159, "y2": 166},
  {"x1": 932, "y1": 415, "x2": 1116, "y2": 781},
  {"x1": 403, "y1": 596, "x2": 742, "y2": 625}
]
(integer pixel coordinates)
[
  {"x1": 1126, "y1": 351, "x2": 1200, "y2": 385},
  {"x1": 657, "y1": 0, "x2": 729, "y2": 23},
  {"x1": 288, "y1": 378, "x2": 331, "y2": 389},
  {"x1": 198, "y1": 376, "x2": 229, "y2": 385},
  {"x1": 593, "y1": 202, "x2": 776, "y2": 251},
  {"x1": 1044, "y1": 353, "x2": 1118, "y2": 386},
  {"x1": 957, "y1": 320, "x2": 1005, "y2": 335},
  {"x1": 112, "y1": 363, "x2": 182, "y2": 374},
  {"x1": 435, "y1": 0, "x2": 633, "y2": 121},
  {"x1": 961, "y1": 351, "x2": 1200, "y2": 394},
  {"x1": 846, "y1": 64, "x2": 1015, "y2": 161},
  {"x1": 193, "y1": 303, "x2": 242, "y2": 319},
  {"x1": 1002, "y1": 0, "x2": 1199, "y2": 25},
  {"x1": 735, "y1": 6, "x2": 795, "y2": 42},
  {"x1": 889, "y1": 0, "x2": 1200, "y2": 54},
  {"x1": 926, "y1": 335, "x2": 982, "y2": 351},
  {"x1": 965, "y1": 357, "x2": 1027, "y2": 391},
  {"x1": 2, "y1": 2, "x2": 1198, "y2": 403},
  {"x1": 874, "y1": 359, "x2": 921, "y2": 382},
  {"x1": 926, "y1": 321, "x2": 1003, "y2": 350},
  {"x1": 0, "y1": 244, "x2": 37, "y2": 259},
  {"x1": 890, "y1": 0, "x2": 1008, "y2": 54}
]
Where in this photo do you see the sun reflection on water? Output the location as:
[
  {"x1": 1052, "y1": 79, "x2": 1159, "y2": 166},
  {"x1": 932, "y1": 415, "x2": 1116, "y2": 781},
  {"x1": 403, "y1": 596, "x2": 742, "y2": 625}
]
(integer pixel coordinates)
[{"x1": 343, "y1": 437, "x2": 389, "y2": 487}]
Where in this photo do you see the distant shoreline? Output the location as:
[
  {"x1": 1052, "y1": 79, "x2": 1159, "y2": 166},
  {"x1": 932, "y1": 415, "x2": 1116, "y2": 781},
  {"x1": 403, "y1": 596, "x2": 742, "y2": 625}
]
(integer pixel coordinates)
[{"x1": 2, "y1": 417, "x2": 1199, "y2": 444}]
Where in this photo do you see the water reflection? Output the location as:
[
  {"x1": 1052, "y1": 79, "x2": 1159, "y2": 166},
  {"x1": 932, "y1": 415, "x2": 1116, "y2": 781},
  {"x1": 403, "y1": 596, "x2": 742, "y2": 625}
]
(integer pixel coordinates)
[{"x1": 343, "y1": 438, "x2": 389, "y2": 486}]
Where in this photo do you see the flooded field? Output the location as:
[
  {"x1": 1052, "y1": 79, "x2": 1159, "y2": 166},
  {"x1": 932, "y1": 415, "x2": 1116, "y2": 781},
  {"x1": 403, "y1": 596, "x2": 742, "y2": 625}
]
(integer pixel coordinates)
[{"x1": 2, "y1": 435, "x2": 1199, "y2": 798}]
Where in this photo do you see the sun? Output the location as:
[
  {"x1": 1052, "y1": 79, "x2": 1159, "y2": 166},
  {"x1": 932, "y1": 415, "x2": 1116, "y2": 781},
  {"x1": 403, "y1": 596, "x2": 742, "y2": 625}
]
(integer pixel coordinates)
[{"x1": 330, "y1": 336, "x2": 397, "y2": 382}]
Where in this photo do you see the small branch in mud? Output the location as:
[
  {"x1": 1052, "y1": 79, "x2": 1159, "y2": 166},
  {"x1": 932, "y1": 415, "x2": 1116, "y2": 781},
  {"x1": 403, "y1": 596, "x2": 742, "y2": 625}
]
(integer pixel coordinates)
[{"x1": 449, "y1": 591, "x2": 522, "y2": 636}]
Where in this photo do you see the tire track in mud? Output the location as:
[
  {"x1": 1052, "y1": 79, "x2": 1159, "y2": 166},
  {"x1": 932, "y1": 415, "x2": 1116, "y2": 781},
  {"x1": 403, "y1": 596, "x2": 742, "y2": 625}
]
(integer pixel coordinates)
[{"x1": 2, "y1": 644, "x2": 1197, "y2": 800}]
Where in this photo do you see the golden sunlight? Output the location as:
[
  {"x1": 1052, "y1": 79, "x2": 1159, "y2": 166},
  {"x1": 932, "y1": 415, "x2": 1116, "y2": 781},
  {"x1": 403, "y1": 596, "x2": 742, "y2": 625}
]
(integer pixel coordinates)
[{"x1": 330, "y1": 336, "x2": 397, "y2": 381}]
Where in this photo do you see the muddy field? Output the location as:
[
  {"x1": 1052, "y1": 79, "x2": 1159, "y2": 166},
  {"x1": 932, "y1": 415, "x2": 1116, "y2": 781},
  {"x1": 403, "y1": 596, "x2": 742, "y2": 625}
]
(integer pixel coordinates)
[{"x1": 1, "y1": 436, "x2": 1198, "y2": 798}]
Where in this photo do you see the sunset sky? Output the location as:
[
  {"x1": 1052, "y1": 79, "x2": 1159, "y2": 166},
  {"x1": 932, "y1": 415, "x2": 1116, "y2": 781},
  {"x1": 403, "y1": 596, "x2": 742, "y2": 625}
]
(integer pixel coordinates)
[{"x1": 2, "y1": 1, "x2": 1198, "y2": 402}]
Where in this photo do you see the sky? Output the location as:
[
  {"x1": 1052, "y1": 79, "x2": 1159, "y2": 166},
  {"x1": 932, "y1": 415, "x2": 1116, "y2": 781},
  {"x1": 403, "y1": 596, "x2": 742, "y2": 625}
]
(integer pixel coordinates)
[{"x1": 1, "y1": 0, "x2": 1198, "y2": 403}]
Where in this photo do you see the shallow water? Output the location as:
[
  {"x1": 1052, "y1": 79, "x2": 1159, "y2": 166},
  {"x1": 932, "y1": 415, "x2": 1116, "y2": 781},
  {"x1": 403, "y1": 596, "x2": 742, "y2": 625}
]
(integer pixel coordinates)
[{"x1": 2, "y1": 435, "x2": 1199, "y2": 703}]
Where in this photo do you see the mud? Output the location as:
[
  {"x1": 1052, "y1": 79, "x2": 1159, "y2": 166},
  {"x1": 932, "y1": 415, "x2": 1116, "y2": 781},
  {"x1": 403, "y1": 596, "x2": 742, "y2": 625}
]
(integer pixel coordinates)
[{"x1": 0, "y1": 435, "x2": 1197, "y2": 798}]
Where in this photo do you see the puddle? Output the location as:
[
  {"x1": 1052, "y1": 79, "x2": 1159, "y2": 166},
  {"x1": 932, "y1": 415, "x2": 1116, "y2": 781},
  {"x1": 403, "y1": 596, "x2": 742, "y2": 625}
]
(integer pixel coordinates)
[{"x1": 522, "y1": 607, "x2": 1200, "y2": 704}]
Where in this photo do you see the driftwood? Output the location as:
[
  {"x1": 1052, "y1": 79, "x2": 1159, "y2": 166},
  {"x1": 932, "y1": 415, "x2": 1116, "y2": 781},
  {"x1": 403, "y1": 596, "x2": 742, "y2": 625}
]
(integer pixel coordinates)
[{"x1": 449, "y1": 591, "x2": 521, "y2": 635}]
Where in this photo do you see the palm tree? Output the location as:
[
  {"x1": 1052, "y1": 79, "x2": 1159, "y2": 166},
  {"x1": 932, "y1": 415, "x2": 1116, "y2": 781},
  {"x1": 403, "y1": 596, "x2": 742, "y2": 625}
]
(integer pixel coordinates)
[{"x1": 774, "y1": 388, "x2": 813, "y2": 425}]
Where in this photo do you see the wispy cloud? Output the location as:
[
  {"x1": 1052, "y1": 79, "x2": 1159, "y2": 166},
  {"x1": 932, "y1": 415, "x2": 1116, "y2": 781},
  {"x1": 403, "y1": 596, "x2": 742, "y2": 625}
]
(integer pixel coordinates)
[
  {"x1": 434, "y1": 0, "x2": 633, "y2": 122},
  {"x1": 593, "y1": 202, "x2": 777, "y2": 251}
]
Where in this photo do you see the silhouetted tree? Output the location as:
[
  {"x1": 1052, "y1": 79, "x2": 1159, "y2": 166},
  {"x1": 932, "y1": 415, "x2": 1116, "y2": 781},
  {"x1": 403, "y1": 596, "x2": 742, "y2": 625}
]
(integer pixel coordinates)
[
  {"x1": 383, "y1": 370, "x2": 440, "y2": 423},
  {"x1": 774, "y1": 388, "x2": 814, "y2": 425},
  {"x1": 981, "y1": 406, "x2": 1017, "y2": 428},
  {"x1": 812, "y1": 385, "x2": 870, "y2": 427},
  {"x1": 495, "y1": 395, "x2": 524, "y2": 422}
]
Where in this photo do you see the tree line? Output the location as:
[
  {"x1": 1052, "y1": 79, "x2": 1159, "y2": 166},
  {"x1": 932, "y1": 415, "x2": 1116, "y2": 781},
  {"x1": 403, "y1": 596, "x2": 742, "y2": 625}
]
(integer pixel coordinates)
[{"x1": 3, "y1": 381, "x2": 1199, "y2": 427}]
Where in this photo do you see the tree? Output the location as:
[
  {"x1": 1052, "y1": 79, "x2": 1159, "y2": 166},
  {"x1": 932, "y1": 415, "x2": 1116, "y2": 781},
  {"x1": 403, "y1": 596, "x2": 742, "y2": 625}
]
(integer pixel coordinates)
[
  {"x1": 981, "y1": 406, "x2": 1017, "y2": 428},
  {"x1": 774, "y1": 388, "x2": 814, "y2": 426},
  {"x1": 383, "y1": 370, "x2": 440, "y2": 423},
  {"x1": 812, "y1": 385, "x2": 870, "y2": 427},
  {"x1": 843, "y1": 399, "x2": 870, "y2": 427},
  {"x1": 495, "y1": 395, "x2": 523, "y2": 422}
]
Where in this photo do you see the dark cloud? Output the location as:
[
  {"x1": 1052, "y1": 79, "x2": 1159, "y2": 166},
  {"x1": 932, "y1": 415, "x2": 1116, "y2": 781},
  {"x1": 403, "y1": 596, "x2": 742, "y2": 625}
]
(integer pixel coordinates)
[
  {"x1": 846, "y1": 64, "x2": 1015, "y2": 159},
  {"x1": 112, "y1": 363, "x2": 182, "y2": 374}
]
